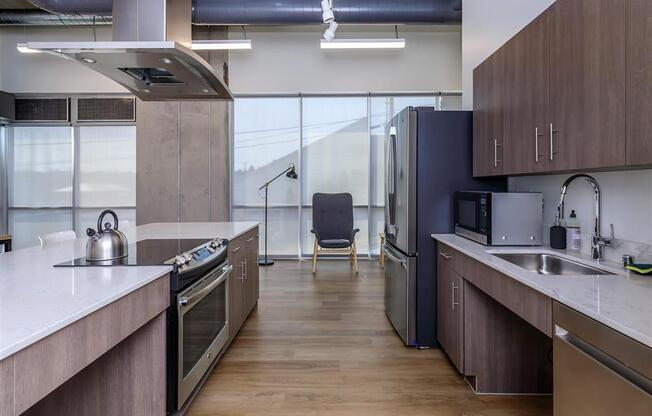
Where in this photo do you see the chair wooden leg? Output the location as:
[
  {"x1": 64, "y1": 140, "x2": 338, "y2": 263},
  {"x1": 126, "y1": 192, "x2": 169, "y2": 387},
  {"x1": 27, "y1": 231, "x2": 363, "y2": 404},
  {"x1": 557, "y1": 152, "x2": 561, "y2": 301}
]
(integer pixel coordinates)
[
  {"x1": 352, "y1": 240, "x2": 358, "y2": 274},
  {"x1": 312, "y1": 238, "x2": 318, "y2": 274}
]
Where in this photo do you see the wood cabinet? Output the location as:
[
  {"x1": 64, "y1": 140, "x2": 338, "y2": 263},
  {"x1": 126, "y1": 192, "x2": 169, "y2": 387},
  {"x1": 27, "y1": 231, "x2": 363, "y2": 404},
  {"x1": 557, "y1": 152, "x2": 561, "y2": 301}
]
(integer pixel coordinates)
[
  {"x1": 626, "y1": 0, "x2": 652, "y2": 165},
  {"x1": 473, "y1": 47, "x2": 506, "y2": 176},
  {"x1": 473, "y1": 0, "x2": 643, "y2": 177},
  {"x1": 227, "y1": 226, "x2": 260, "y2": 344},
  {"x1": 548, "y1": 0, "x2": 626, "y2": 171},
  {"x1": 435, "y1": 242, "x2": 552, "y2": 394},
  {"x1": 502, "y1": 12, "x2": 550, "y2": 175},
  {"x1": 437, "y1": 253, "x2": 464, "y2": 372}
]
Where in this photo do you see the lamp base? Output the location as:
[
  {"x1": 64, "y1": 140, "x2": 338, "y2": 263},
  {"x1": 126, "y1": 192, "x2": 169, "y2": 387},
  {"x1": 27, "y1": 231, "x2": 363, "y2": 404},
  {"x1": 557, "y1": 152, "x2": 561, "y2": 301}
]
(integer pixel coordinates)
[{"x1": 258, "y1": 258, "x2": 275, "y2": 266}]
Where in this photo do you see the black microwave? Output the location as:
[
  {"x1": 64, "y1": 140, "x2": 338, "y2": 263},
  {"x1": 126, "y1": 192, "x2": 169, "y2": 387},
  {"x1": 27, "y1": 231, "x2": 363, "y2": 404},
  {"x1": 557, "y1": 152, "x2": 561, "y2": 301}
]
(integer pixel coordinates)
[{"x1": 453, "y1": 191, "x2": 543, "y2": 246}]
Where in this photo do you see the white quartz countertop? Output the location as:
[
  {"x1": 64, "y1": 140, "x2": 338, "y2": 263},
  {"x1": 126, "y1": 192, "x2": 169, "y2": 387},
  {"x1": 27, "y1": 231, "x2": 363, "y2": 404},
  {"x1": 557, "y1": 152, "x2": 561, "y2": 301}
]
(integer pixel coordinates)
[
  {"x1": 0, "y1": 221, "x2": 259, "y2": 360},
  {"x1": 432, "y1": 234, "x2": 652, "y2": 348}
]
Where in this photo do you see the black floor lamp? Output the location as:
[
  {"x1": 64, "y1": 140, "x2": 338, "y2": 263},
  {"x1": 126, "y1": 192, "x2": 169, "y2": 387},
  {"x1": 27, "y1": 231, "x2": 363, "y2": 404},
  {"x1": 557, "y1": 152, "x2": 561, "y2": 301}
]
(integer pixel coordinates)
[{"x1": 258, "y1": 163, "x2": 298, "y2": 266}]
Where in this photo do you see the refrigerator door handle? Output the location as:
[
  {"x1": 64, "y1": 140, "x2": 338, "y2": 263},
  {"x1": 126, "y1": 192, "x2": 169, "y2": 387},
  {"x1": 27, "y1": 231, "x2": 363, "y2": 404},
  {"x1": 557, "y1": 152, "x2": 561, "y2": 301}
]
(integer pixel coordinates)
[
  {"x1": 385, "y1": 129, "x2": 397, "y2": 236},
  {"x1": 383, "y1": 243, "x2": 406, "y2": 270}
]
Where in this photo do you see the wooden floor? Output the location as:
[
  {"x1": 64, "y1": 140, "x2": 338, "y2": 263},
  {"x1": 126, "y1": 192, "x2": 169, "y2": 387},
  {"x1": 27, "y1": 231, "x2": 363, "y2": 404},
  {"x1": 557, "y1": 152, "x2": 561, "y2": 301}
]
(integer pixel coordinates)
[{"x1": 188, "y1": 260, "x2": 552, "y2": 416}]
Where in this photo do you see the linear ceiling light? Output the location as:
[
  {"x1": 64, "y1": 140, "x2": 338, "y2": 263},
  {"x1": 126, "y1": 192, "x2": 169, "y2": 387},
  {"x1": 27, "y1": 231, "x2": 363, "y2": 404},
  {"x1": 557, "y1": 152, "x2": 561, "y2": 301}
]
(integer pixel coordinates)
[
  {"x1": 16, "y1": 43, "x2": 41, "y2": 54},
  {"x1": 191, "y1": 40, "x2": 252, "y2": 50},
  {"x1": 320, "y1": 38, "x2": 406, "y2": 49}
]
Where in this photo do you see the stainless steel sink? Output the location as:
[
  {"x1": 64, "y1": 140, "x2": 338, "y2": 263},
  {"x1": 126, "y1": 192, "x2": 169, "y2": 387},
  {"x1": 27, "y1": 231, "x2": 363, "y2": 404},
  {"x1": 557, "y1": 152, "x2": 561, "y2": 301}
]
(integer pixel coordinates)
[{"x1": 492, "y1": 253, "x2": 615, "y2": 276}]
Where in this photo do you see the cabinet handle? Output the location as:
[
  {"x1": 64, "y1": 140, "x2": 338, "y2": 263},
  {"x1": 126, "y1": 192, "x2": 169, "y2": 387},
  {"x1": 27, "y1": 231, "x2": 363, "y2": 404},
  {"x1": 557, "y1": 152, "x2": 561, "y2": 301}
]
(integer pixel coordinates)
[
  {"x1": 239, "y1": 261, "x2": 245, "y2": 282},
  {"x1": 231, "y1": 246, "x2": 241, "y2": 253},
  {"x1": 535, "y1": 127, "x2": 543, "y2": 162},
  {"x1": 246, "y1": 236, "x2": 255, "y2": 242},
  {"x1": 549, "y1": 123, "x2": 558, "y2": 161},
  {"x1": 494, "y1": 139, "x2": 502, "y2": 167},
  {"x1": 439, "y1": 252, "x2": 452, "y2": 260},
  {"x1": 244, "y1": 258, "x2": 248, "y2": 280},
  {"x1": 451, "y1": 282, "x2": 460, "y2": 309}
]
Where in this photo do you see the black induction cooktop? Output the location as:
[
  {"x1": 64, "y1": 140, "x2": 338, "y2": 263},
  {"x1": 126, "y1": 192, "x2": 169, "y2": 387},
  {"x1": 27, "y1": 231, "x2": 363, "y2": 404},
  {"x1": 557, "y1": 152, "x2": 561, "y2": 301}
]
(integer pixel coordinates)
[{"x1": 54, "y1": 239, "x2": 210, "y2": 267}]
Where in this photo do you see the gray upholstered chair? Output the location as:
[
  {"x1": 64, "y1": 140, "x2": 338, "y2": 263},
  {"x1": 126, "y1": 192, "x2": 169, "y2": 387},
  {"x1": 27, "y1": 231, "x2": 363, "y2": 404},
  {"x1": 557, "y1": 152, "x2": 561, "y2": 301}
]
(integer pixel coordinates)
[{"x1": 310, "y1": 192, "x2": 360, "y2": 274}]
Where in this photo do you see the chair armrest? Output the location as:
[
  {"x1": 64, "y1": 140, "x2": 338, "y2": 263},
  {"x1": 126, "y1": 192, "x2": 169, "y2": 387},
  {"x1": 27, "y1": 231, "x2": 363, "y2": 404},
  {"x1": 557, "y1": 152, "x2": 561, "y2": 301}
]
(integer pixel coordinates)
[
  {"x1": 311, "y1": 229, "x2": 321, "y2": 241},
  {"x1": 350, "y1": 228, "x2": 360, "y2": 241}
]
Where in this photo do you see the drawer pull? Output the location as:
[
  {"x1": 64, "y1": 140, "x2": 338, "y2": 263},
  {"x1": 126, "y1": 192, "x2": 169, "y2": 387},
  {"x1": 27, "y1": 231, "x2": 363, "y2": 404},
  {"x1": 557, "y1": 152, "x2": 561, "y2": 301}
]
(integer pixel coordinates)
[
  {"x1": 440, "y1": 252, "x2": 452, "y2": 260},
  {"x1": 452, "y1": 282, "x2": 460, "y2": 309},
  {"x1": 231, "y1": 246, "x2": 241, "y2": 253}
]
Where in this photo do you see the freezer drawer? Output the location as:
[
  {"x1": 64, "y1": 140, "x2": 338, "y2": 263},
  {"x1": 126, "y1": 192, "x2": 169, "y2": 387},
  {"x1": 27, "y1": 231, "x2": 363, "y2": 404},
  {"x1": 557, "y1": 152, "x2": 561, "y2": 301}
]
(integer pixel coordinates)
[{"x1": 383, "y1": 243, "x2": 417, "y2": 346}]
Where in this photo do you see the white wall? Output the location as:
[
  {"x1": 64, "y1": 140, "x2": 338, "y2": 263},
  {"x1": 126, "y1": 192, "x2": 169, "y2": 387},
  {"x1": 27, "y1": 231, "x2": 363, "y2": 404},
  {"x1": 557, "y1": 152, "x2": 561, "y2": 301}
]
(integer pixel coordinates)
[
  {"x1": 509, "y1": 170, "x2": 652, "y2": 264},
  {"x1": 461, "y1": 0, "x2": 554, "y2": 109},
  {"x1": 227, "y1": 25, "x2": 462, "y2": 94},
  {"x1": 0, "y1": 27, "x2": 127, "y2": 94}
]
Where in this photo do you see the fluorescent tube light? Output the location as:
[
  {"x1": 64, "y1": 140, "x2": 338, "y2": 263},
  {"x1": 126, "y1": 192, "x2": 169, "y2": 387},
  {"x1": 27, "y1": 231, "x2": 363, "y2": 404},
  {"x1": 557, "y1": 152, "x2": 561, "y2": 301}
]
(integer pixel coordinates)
[
  {"x1": 191, "y1": 40, "x2": 252, "y2": 50},
  {"x1": 16, "y1": 43, "x2": 41, "y2": 54},
  {"x1": 320, "y1": 39, "x2": 406, "y2": 50}
]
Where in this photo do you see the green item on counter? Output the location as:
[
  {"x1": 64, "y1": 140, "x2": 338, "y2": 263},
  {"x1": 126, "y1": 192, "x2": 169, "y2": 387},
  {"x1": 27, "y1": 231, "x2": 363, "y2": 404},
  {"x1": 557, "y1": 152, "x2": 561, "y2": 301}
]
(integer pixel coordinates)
[{"x1": 625, "y1": 264, "x2": 652, "y2": 275}]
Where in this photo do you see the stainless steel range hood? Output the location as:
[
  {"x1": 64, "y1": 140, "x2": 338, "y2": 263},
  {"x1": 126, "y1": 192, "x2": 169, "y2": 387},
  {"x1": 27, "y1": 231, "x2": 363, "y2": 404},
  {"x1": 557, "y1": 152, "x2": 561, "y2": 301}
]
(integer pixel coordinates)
[{"x1": 28, "y1": 0, "x2": 232, "y2": 101}]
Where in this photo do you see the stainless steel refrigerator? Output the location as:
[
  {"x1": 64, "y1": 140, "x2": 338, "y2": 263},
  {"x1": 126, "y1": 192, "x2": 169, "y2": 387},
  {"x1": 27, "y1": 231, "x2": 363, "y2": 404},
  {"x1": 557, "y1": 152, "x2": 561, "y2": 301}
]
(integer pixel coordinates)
[{"x1": 383, "y1": 107, "x2": 505, "y2": 347}]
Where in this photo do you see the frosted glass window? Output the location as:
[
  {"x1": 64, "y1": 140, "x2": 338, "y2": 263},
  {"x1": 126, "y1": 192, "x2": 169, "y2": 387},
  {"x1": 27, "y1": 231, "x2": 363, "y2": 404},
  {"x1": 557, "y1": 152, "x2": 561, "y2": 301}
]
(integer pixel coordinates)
[
  {"x1": 9, "y1": 209, "x2": 72, "y2": 249},
  {"x1": 78, "y1": 126, "x2": 136, "y2": 207},
  {"x1": 233, "y1": 207, "x2": 299, "y2": 256},
  {"x1": 301, "y1": 97, "x2": 369, "y2": 206},
  {"x1": 233, "y1": 98, "x2": 300, "y2": 206},
  {"x1": 8, "y1": 126, "x2": 73, "y2": 207}
]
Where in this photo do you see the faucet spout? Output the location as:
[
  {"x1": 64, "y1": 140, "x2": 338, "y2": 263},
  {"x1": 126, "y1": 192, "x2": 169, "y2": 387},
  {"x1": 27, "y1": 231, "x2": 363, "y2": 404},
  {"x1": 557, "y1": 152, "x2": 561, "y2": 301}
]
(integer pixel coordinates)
[{"x1": 556, "y1": 174, "x2": 611, "y2": 260}]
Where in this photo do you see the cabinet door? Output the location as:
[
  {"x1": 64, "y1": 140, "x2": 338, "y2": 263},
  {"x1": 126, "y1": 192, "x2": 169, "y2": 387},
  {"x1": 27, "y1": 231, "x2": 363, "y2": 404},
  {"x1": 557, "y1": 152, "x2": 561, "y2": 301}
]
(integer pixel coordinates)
[
  {"x1": 626, "y1": 0, "x2": 652, "y2": 166},
  {"x1": 244, "y1": 231, "x2": 260, "y2": 315},
  {"x1": 473, "y1": 60, "x2": 492, "y2": 177},
  {"x1": 437, "y1": 262, "x2": 464, "y2": 372},
  {"x1": 473, "y1": 49, "x2": 505, "y2": 177},
  {"x1": 503, "y1": 11, "x2": 550, "y2": 175},
  {"x1": 549, "y1": 0, "x2": 626, "y2": 171},
  {"x1": 228, "y1": 241, "x2": 244, "y2": 343}
]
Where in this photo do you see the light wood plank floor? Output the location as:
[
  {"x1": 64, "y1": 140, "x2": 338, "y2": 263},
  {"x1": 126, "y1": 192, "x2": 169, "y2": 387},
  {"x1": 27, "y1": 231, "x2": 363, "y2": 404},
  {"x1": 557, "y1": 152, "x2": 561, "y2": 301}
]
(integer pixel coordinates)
[{"x1": 188, "y1": 260, "x2": 552, "y2": 416}]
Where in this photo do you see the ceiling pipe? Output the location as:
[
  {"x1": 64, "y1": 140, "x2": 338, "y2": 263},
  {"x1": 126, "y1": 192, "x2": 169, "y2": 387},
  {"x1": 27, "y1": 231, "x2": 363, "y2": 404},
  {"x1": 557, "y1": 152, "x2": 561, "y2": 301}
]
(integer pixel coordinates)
[
  {"x1": 0, "y1": 10, "x2": 111, "y2": 26},
  {"x1": 14, "y1": 0, "x2": 461, "y2": 26}
]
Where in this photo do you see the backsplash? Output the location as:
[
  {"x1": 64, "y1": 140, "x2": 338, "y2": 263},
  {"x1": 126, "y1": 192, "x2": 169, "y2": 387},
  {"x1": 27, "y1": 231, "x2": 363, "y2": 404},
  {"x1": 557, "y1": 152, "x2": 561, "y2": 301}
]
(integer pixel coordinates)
[{"x1": 509, "y1": 169, "x2": 652, "y2": 264}]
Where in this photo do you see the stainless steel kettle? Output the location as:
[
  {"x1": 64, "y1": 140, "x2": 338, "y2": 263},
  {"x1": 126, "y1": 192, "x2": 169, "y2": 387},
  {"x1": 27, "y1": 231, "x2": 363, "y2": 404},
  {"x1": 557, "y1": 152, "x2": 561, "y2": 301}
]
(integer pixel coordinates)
[{"x1": 86, "y1": 209, "x2": 128, "y2": 261}]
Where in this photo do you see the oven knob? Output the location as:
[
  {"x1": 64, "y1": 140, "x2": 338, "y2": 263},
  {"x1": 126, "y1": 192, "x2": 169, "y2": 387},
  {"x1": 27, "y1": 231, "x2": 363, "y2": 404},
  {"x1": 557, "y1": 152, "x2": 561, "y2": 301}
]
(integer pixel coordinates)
[
  {"x1": 174, "y1": 256, "x2": 186, "y2": 266},
  {"x1": 183, "y1": 253, "x2": 193, "y2": 263},
  {"x1": 210, "y1": 239, "x2": 221, "y2": 248},
  {"x1": 207, "y1": 351, "x2": 211, "y2": 359}
]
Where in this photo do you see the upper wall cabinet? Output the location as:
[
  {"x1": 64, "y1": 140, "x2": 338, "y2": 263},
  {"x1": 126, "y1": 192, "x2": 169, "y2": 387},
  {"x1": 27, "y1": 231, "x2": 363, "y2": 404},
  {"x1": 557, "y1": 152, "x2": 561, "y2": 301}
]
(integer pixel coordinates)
[
  {"x1": 473, "y1": 0, "x2": 643, "y2": 177},
  {"x1": 548, "y1": 0, "x2": 626, "y2": 171},
  {"x1": 626, "y1": 0, "x2": 652, "y2": 165}
]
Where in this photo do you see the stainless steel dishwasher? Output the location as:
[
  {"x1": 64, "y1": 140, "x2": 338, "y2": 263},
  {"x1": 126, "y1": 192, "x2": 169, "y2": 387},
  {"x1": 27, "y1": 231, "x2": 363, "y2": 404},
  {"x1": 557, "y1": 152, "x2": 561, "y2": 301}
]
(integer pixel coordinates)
[{"x1": 553, "y1": 302, "x2": 652, "y2": 415}]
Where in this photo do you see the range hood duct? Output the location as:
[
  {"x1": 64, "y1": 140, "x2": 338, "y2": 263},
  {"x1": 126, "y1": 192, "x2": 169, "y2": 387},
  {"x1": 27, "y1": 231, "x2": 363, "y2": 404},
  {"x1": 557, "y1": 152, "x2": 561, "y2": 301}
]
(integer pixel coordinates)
[
  {"x1": 21, "y1": 0, "x2": 462, "y2": 25},
  {"x1": 27, "y1": 0, "x2": 232, "y2": 101}
]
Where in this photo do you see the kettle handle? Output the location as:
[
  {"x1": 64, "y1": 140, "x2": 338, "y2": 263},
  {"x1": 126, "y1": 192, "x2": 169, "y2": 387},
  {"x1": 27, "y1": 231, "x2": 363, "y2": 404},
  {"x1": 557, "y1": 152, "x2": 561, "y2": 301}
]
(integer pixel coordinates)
[{"x1": 97, "y1": 209, "x2": 119, "y2": 232}]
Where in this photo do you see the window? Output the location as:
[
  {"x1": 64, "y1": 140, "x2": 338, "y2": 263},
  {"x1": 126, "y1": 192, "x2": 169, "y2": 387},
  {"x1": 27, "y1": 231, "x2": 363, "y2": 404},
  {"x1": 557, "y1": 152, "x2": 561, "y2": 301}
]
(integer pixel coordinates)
[
  {"x1": 233, "y1": 97, "x2": 300, "y2": 256},
  {"x1": 233, "y1": 93, "x2": 461, "y2": 258},
  {"x1": 5, "y1": 97, "x2": 136, "y2": 249}
]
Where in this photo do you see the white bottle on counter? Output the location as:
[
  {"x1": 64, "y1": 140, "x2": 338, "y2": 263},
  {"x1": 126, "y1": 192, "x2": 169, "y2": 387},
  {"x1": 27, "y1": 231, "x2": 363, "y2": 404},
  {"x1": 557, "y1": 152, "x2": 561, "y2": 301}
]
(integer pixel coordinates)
[{"x1": 566, "y1": 210, "x2": 581, "y2": 250}]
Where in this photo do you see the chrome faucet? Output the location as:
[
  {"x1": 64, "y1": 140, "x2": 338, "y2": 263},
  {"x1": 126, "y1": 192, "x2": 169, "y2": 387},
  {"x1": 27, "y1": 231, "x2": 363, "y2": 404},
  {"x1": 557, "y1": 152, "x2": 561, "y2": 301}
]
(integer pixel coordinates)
[{"x1": 556, "y1": 174, "x2": 613, "y2": 260}]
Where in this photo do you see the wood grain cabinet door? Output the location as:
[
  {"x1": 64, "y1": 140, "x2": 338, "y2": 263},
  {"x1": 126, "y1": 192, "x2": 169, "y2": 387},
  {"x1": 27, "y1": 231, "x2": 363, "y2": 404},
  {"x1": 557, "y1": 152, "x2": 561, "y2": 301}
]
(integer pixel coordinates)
[
  {"x1": 502, "y1": 11, "x2": 550, "y2": 175},
  {"x1": 437, "y1": 261, "x2": 464, "y2": 373},
  {"x1": 626, "y1": 0, "x2": 652, "y2": 166},
  {"x1": 228, "y1": 241, "x2": 244, "y2": 343},
  {"x1": 548, "y1": 0, "x2": 626, "y2": 171},
  {"x1": 473, "y1": 49, "x2": 506, "y2": 177},
  {"x1": 244, "y1": 231, "x2": 260, "y2": 315}
]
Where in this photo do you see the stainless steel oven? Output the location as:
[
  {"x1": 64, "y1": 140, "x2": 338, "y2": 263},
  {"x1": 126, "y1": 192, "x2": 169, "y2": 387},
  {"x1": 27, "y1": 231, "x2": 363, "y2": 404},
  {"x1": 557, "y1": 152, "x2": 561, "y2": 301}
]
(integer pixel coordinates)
[{"x1": 176, "y1": 262, "x2": 231, "y2": 407}]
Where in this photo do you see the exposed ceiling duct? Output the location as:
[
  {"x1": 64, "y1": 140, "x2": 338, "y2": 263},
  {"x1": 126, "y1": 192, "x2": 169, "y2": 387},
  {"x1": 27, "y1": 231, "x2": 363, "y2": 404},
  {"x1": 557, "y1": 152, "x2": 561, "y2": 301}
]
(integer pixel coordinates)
[
  {"x1": 4, "y1": 0, "x2": 462, "y2": 26},
  {"x1": 0, "y1": 10, "x2": 111, "y2": 26}
]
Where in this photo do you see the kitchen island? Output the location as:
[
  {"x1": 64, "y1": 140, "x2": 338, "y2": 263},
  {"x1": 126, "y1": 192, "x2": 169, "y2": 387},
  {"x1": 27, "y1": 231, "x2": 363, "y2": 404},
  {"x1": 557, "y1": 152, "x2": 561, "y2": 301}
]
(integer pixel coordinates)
[{"x1": 0, "y1": 222, "x2": 258, "y2": 416}]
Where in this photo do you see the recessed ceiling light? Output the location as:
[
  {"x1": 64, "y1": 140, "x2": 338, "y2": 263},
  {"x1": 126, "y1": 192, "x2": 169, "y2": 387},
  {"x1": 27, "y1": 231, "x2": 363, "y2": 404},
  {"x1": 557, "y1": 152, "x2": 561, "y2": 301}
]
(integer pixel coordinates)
[
  {"x1": 80, "y1": 57, "x2": 96, "y2": 64},
  {"x1": 320, "y1": 39, "x2": 406, "y2": 50},
  {"x1": 191, "y1": 40, "x2": 252, "y2": 50},
  {"x1": 16, "y1": 43, "x2": 40, "y2": 54}
]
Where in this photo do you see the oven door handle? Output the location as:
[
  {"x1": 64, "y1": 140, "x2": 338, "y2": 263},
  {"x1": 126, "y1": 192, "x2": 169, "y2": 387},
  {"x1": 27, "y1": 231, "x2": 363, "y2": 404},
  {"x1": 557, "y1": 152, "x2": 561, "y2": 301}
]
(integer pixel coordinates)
[{"x1": 179, "y1": 264, "x2": 232, "y2": 310}]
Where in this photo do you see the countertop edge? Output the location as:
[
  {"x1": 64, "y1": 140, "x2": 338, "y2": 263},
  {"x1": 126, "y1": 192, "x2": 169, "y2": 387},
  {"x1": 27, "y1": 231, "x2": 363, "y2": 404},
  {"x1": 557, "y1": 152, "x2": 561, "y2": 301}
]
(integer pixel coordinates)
[
  {"x1": 431, "y1": 234, "x2": 652, "y2": 348},
  {"x1": 0, "y1": 266, "x2": 172, "y2": 361}
]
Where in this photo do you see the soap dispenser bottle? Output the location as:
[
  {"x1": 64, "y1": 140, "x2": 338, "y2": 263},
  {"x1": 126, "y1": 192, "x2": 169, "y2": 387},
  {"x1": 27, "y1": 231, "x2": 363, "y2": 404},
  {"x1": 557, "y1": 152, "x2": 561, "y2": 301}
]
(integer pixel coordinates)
[{"x1": 566, "y1": 210, "x2": 581, "y2": 250}]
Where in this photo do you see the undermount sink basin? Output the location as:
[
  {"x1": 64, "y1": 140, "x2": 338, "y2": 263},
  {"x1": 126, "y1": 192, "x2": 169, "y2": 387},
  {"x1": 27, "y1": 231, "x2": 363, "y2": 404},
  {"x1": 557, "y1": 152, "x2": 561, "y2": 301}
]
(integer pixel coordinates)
[{"x1": 492, "y1": 253, "x2": 615, "y2": 276}]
